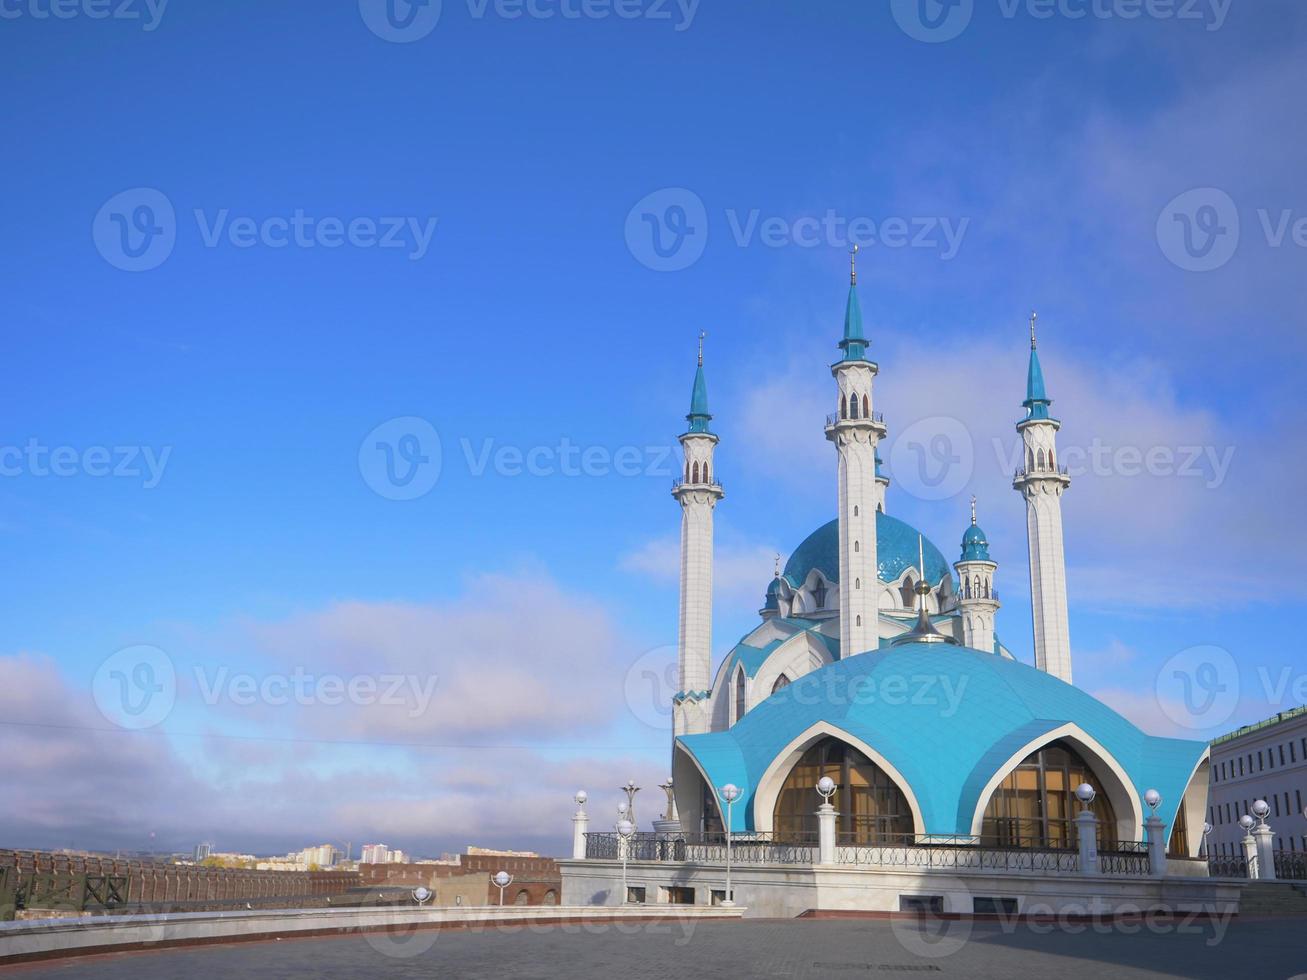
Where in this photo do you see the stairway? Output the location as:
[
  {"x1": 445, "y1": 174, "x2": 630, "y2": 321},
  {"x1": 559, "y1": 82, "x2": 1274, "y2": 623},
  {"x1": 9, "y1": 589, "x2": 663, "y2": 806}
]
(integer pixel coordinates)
[{"x1": 1239, "y1": 882, "x2": 1307, "y2": 915}]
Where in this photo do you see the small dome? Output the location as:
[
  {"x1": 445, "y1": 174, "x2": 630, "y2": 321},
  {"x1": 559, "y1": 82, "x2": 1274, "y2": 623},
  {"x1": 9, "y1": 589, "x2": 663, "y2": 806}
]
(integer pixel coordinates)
[
  {"x1": 762, "y1": 576, "x2": 783, "y2": 610},
  {"x1": 961, "y1": 523, "x2": 991, "y2": 562}
]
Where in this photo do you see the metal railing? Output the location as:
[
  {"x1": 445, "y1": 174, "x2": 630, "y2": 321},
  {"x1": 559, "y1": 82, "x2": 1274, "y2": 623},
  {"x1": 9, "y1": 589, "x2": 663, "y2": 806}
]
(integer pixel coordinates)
[
  {"x1": 825, "y1": 411, "x2": 886, "y2": 427},
  {"x1": 1013, "y1": 465, "x2": 1070, "y2": 481},
  {"x1": 584, "y1": 832, "x2": 1152, "y2": 877},
  {"x1": 1207, "y1": 854, "x2": 1249, "y2": 878},
  {"x1": 1273, "y1": 850, "x2": 1307, "y2": 880},
  {"x1": 1098, "y1": 842, "x2": 1151, "y2": 876}
]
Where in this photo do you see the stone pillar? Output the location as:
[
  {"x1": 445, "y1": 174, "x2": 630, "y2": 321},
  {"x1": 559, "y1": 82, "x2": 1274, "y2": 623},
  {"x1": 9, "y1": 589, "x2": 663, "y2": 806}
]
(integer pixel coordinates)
[
  {"x1": 572, "y1": 800, "x2": 590, "y2": 861},
  {"x1": 817, "y1": 803, "x2": 838, "y2": 865},
  {"x1": 1145, "y1": 815, "x2": 1168, "y2": 878},
  {"x1": 1241, "y1": 833, "x2": 1259, "y2": 880},
  {"x1": 1253, "y1": 825, "x2": 1276, "y2": 882},
  {"x1": 1076, "y1": 810, "x2": 1099, "y2": 875}
]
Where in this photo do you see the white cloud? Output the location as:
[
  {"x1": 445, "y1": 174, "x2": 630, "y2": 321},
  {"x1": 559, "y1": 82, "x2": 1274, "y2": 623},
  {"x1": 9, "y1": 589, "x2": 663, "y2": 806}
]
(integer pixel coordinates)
[{"x1": 619, "y1": 536, "x2": 783, "y2": 606}]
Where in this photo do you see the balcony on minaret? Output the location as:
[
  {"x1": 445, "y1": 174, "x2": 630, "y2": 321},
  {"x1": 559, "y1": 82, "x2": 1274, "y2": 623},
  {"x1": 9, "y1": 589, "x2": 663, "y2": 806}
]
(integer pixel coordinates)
[
  {"x1": 672, "y1": 476, "x2": 724, "y2": 493},
  {"x1": 824, "y1": 409, "x2": 887, "y2": 440},
  {"x1": 1012, "y1": 461, "x2": 1070, "y2": 491}
]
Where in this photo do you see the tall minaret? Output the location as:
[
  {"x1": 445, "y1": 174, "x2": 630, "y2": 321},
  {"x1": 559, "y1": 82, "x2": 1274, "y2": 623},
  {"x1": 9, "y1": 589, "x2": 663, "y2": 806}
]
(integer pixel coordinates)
[
  {"x1": 672, "y1": 333, "x2": 723, "y2": 736},
  {"x1": 1012, "y1": 312, "x2": 1073, "y2": 683},
  {"x1": 825, "y1": 247, "x2": 885, "y2": 657},
  {"x1": 955, "y1": 496, "x2": 1000, "y2": 654}
]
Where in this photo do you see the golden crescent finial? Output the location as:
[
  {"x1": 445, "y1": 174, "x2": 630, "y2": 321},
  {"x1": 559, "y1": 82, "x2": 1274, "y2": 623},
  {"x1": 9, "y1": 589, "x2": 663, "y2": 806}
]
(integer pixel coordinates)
[
  {"x1": 850, "y1": 244, "x2": 859, "y2": 286},
  {"x1": 697, "y1": 330, "x2": 705, "y2": 367},
  {"x1": 1030, "y1": 310, "x2": 1038, "y2": 350}
]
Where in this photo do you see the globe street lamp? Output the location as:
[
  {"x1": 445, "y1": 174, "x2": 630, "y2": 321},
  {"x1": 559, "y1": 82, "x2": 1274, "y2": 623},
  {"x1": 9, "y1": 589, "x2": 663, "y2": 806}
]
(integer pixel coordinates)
[
  {"x1": 717, "y1": 783, "x2": 742, "y2": 907},
  {"x1": 616, "y1": 818, "x2": 635, "y2": 903},
  {"x1": 1252, "y1": 799, "x2": 1270, "y2": 829},
  {"x1": 1075, "y1": 783, "x2": 1096, "y2": 809},
  {"x1": 412, "y1": 886, "x2": 432, "y2": 906},
  {"x1": 493, "y1": 870, "x2": 513, "y2": 906},
  {"x1": 1201, "y1": 822, "x2": 1213, "y2": 859},
  {"x1": 1144, "y1": 788, "x2": 1161, "y2": 813}
]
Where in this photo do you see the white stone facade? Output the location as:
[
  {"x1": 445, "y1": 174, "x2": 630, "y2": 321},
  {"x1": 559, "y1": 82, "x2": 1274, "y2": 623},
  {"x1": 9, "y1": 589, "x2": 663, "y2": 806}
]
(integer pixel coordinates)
[
  {"x1": 1014, "y1": 417, "x2": 1073, "y2": 683},
  {"x1": 673, "y1": 429, "x2": 722, "y2": 736}
]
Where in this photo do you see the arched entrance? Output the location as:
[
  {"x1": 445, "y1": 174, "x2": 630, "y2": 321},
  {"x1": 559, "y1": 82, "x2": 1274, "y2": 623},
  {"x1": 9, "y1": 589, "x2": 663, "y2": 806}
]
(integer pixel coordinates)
[
  {"x1": 980, "y1": 739, "x2": 1118, "y2": 848},
  {"x1": 772, "y1": 736, "x2": 913, "y2": 842}
]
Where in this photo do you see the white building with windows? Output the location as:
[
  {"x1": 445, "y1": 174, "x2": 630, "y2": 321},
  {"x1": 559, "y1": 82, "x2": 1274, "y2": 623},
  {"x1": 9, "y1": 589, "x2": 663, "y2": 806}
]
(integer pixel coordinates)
[{"x1": 1207, "y1": 708, "x2": 1307, "y2": 859}]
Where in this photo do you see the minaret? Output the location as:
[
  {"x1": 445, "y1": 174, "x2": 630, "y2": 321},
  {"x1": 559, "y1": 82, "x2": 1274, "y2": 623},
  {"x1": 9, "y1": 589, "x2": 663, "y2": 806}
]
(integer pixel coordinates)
[
  {"x1": 955, "y1": 496, "x2": 1000, "y2": 653},
  {"x1": 1012, "y1": 312, "x2": 1073, "y2": 683},
  {"x1": 872, "y1": 448, "x2": 890, "y2": 514},
  {"x1": 825, "y1": 247, "x2": 885, "y2": 656},
  {"x1": 672, "y1": 333, "x2": 724, "y2": 736}
]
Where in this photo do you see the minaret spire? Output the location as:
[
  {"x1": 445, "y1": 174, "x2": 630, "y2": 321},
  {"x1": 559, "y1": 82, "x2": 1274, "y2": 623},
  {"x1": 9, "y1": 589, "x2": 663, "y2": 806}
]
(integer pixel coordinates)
[
  {"x1": 826, "y1": 253, "x2": 884, "y2": 657},
  {"x1": 957, "y1": 499, "x2": 999, "y2": 652},
  {"x1": 673, "y1": 335, "x2": 724, "y2": 738},
  {"x1": 1013, "y1": 313, "x2": 1072, "y2": 682},
  {"x1": 970, "y1": 494, "x2": 977, "y2": 526}
]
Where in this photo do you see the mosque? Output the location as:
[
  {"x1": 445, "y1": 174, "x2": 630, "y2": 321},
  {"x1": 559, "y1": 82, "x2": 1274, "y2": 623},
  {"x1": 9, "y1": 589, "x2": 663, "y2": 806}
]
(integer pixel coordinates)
[
  {"x1": 664, "y1": 251, "x2": 1209, "y2": 858},
  {"x1": 561, "y1": 255, "x2": 1224, "y2": 916}
]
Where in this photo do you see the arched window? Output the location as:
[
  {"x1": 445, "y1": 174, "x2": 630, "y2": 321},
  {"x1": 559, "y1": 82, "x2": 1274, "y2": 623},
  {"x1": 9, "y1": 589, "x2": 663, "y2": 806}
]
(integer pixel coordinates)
[
  {"x1": 692, "y1": 461, "x2": 700, "y2": 483},
  {"x1": 1037, "y1": 449, "x2": 1045, "y2": 470},
  {"x1": 703, "y1": 464, "x2": 710, "y2": 484},
  {"x1": 963, "y1": 577, "x2": 971, "y2": 599},
  {"x1": 773, "y1": 736, "x2": 913, "y2": 842},
  {"x1": 542, "y1": 890, "x2": 558, "y2": 905},
  {"x1": 973, "y1": 575, "x2": 982, "y2": 599},
  {"x1": 854, "y1": 578, "x2": 860, "y2": 590},
  {"x1": 812, "y1": 580, "x2": 828, "y2": 608},
  {"x1": 849, "y1": 395, "x2": 858, "y2": 419},
  {"x1": 853, "y1": 505, "x2": 859, "y2": 517},
  {"x1": 855, "y1": 615, "x2": 861, "y2": 626},
  {"x1": 862, "y1": 394, "x2": 870, "y2": 418},
  {"x1": 854, "y1": 540, "x2": 860, "y2": 553},
  {"x1": 514, "y1": 889, "x2": 530, "y2": 905},
  {"x1": 981, "y1": 740, "x2": 1118, "y2": 849},
  {"x1": 685, "y1": 462, "x2": 690, "y2": 482},
  {"x1": 1048, "y1": 448, "x2": 1055, "y2": 468},
  {"x1": 983, "y1": 577, "x2": 990, "y2": 599},
  {"x1": 734, "y1": 670, "x2": 746, "y2": 723},
  {"x1": 771, "y1": 674, "x2": 791, "y2": 694},
  {"x1": 899, "y1": 576, "x2": 916, "y2": 608},
  {"x1": 840, "y1": 394, "x2": 848, "y2": 419}
]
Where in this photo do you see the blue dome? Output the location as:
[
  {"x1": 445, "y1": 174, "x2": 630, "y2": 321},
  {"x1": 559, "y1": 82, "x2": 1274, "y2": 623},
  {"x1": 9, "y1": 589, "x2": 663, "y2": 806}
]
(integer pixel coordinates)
[
  {"x1": 782, "y1": 513, "x2": 951, "y2": 587},
  {"x1": 960, "y1": 523, "x2": 991, "y2": 562},
  {"x1": 677, "y1": 644, "x2": 1206, "y2": 836}
]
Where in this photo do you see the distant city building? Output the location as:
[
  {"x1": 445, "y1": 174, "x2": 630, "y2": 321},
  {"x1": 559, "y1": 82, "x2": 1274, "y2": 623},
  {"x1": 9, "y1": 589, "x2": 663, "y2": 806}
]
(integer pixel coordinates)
[
  {"x1": 360, "y1": 844, "x2": 410, "y2": 865},
  {"x1": 295, "y1": 844, "x2": 340, "y2": 868},
  {"x1": 193, "y1": 842, "x2": 212, "y2": 862},
  {"x1": 465, "y1": 846, "x2": 540, "y2": 858},
  {"x1": 1207, "y1": 707, "x2": 1307, "y2": 857}
]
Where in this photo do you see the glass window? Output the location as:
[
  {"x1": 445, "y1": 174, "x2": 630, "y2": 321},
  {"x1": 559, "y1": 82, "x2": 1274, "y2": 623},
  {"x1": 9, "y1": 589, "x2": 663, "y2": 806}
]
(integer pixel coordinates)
[
  {"x1": 980, "y1": 740, "x2": 1118, "y2": 849},
  {"x1": 734, "y1": 671, "x2": 746, "y2": 723},
  {"x1": 771, "y1": 674, "x2": 791, "y2": 695},
  {"x1": 772, "y1": 736, "x2": 913, "y2": 843}
]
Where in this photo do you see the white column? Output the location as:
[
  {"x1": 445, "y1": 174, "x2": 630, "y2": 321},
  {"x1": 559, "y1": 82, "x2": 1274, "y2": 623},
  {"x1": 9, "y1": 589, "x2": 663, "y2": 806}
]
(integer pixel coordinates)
[
  {"x1": 1076, "y1": 810, "x2": 1099, "y2": 875},
  {"x1": 572, "y1": 799, "x2": 590, "y2": 861},
  {"x1": 1145, "y1": 815, "x2": 1168, "y2": 878},
  {"x1": 674, "y1": 432, "x2": 722, "y2": 737},
  {"x1": 1253, "y1": 825, "x2": 1276, "y2": 881},
  {"x1": 817, "y1": 803, "x2": 838, "y2": 866},
  {"x1": 1242, "y1": 832, "x2": 1259, "y2": 879}
]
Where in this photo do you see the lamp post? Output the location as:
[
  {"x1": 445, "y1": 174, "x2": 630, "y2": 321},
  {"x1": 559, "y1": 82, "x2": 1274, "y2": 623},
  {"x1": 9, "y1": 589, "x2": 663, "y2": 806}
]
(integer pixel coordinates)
[
  {"x1": 1074, "y1": 783, "x2": 1099, "y2": 876},
  {"x1": 412, "y1": 886, "x2": 432, "y2": 907},
  {"x1": 1251, "y1": 799, "x2": 1276, "y2": 880},
  {"x1": 816, "y1": 776, "x2": 837, "y2": 865},
  {"x1": 617, "y1": 818, "x2": 635, "y2": 903},
  {"x1": 493, "y1": 870, "x2": 513, "y2": 906},
  {"x1": 1239, "y1": 813, "x2": 1258, "y2": 879},
  {"x1": 1143, "y1": 788, "x2": 1167, "y2": 876},
  {"x1": 621, "y1": 780, "x2": 641, "y2": 827},
  {"x1": 717, "y1": 783, "x2": 741, "y2": 906},
  {"x1": 1201, "y1": 822, "x2": 1212, "y2": 860}
]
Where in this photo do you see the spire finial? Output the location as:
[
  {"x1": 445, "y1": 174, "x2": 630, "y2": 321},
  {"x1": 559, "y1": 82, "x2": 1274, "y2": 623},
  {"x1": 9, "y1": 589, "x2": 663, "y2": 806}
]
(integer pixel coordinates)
[
  {"x1": 1030, "y1": 310, "x2": 1038, "y2": 350},
  {"x1": 774, "y1": 553, "x2": 781, "y2": 578},
  {"x1": 697, "y1": 330, "x2": 705, "y2": 367},
  {"x1": 918, "y1": 534, "x2": 926, "y2": 586},
  {"x1": 970, "y1": 495, "x2": 977, "y2": 526},
  {"x1": 849, "y1": 244, "x2": 858, "y2": 286}
]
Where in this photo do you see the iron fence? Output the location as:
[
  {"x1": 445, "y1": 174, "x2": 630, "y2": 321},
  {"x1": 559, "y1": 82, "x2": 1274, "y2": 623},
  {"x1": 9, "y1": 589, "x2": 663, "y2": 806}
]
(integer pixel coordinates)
[
  {"x1": 1206, "y1": 854, "x2": 1249, "y2": 879},
  {"x1": 1097, "y1": 842, "x2": 1151, "y2": 876},
  {"x1": 1273, "y1": 850, "x2": 1307, "y2": 880}
]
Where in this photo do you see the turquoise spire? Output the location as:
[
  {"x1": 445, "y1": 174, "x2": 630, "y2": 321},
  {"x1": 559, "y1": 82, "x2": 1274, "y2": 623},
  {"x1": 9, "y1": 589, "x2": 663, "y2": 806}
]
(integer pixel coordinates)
[
  {"x1": 1022, "y1": 311, "x2": 1052, "y2": 421},
  {"x1": 838, "y1": 245, "x2": 869, "y2": 362},
  {"x1": 687, "y1": 331, "x2": 712, "y2": 433}
]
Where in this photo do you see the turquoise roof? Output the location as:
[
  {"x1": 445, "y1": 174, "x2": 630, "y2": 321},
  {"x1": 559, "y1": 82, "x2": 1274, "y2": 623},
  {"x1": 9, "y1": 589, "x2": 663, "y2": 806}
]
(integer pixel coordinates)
[
  {"x1": 782, "y1": 513, "x2": 950, "y2": 588},
  {"x1": 678, "y1": 644, "x2": 1206, "y2": 837},
  {"x1": 838, "y1": 284, "x2": 869, "y2": 362},
  {"x1": 687, "y1": 362, "x2": 711, "y2": 433},
  {"x1": 1022, "y1": 347, "x2": 1052, "y2": 422},
  {"x1": 722, "y1": 618, "x2": 838, "y2": 680},
  {"x1": 960, "y1": 523, "x2": 991, "y2": 562}
]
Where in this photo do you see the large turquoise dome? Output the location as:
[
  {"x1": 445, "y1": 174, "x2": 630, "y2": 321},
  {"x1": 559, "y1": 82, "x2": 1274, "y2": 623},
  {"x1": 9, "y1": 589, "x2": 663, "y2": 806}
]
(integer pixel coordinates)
[{"x1": 782, "y1": 513, "x2": 951, "y2": 587}]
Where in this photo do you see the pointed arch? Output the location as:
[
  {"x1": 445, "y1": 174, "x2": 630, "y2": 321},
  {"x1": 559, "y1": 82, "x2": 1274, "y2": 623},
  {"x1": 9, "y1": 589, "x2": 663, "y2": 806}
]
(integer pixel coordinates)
[
  {"x1": 692, "y1": 461, "x2": 700, "y2": 484},
  {"x1": 966, "y1": 723, "x2": 1143, "y2": 843},
  {"x1": 751, "y1": 721, "x2": 926, "y2": 836},
  {"x1": 840, "y1": 394, "x2": 848, "y2": 420},
  {"x1": 848, "y1": 395, "x2": 858, "y2": 419},
  {"x1": 862, "y1": 394, "x2": 870, "y2": 418}
]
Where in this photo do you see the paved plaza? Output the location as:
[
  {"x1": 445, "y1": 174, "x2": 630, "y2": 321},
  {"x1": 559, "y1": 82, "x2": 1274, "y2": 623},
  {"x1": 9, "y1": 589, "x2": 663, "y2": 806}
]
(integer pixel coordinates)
[{"x1": 8, "y1": 915, "x2": 1307, "y2": 979}]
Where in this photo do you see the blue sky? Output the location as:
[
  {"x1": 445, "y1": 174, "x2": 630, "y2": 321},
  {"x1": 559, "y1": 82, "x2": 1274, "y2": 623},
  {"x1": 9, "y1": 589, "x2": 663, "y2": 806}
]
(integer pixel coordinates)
[{"x1": 2, "y1": 0, "x2": 1305, "y2": 858}]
